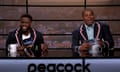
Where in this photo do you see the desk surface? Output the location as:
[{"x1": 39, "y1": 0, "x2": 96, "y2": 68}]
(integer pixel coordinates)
[
  {"x1": 79, "y1": 48, "x2": 120, "y2": 57},
  {"x1": 0, "y1": 48, "x2": 120, "y2": 57}
]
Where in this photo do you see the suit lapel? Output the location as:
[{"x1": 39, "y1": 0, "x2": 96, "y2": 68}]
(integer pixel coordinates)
[
  {"x1": 94, "y1": 22, "x2": 101, "y2": 40},
  {"x1": 18, "y1": 29, "x2": 24, "y2": 46},
  {"x1": 94, "y1": 23, "x2": 98, "y2": 39},
  {"x1": 80, "y1": 22, "x2": 101, "y2": 41},
  {"x1": 17, "y1": 28, "x2": 37, "y2": 46},
  {"x1": 80, "y1": 24, "x2": 88, "y2": 40}
]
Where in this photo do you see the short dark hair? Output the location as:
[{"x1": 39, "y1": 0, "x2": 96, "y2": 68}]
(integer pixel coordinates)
[
  {"x1": 82, "y1": 9, "x2": 94, "y2": 16},
  {"x1": 20, "y1": 14, "x2": 33, "y2": 21}
]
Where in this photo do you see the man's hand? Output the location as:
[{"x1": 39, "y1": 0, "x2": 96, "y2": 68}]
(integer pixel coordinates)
[
  {"x1": 79, "y1": 42, "x2": 91, "y2": 51},
  {"x1": 41, "y1": 44, "x2": 48, "y2": 57},
  {"x1": 24, "y1": 45, "x2": 35, "y2": 57},
  {"x1": 17, "y1": 46, "x2": 25, "y2": 56},
  {"x1": 17, "y1": 45, "x2": 35, "y2": 57},
  {"x1": 97, "y1": 40, "x2": 104, "y2": 48},
  {"x1": 25, "y1": 45, "x2": 33, "y2": 48},
  {"x1": 17, "y1": 46, "x2": 24, "y2": 51}
]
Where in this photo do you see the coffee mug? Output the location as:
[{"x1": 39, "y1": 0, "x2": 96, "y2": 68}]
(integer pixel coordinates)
[{"x1": 8, "y1": 44, "x2": 18, "y2": 57}]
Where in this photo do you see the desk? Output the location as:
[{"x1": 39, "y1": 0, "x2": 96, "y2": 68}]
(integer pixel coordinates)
[
  {"x1": 79, "y1": 51, "x2": 110, "y2": 57},
  {"x1": 79, "y1": 48, "x2": 120, "y2": 57},
  {"x1": 0, "y1": 48, "x2": 120, "y2": 57}
]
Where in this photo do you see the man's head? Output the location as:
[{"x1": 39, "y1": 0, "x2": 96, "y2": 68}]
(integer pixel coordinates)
[
  {"x1": 82, "y1": 9, "x2": 95, "y2": 26},
  {"x1": 20, "y1": 14, "x2": 32, "y2": 32}
]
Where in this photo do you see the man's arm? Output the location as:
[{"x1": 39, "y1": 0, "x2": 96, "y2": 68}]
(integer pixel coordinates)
[
  {"x1": 37, "y1": 32, "x2": 48, "y2": 57},
  {"x1": 6, "y1": 32, "x2": 16, "y2": 56},
  {"x1": 72, "y1": 30, "x2": 92, "y2": 57},
  {"x1": 6, "y1": 32, "x2": 13, "y2": 48},
  {"x1": 72, "y1": 30, "x2": 81, "y2": 57},
  {"x1": 102, "y1": 24, "x2": 114, "y2": 48},
  {"x1": 41, "y1": 43, "x2": 48, "y2": 57}
]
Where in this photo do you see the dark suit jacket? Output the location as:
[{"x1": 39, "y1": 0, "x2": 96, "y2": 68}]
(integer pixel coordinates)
[
  {"x1": 6, "y1": 28, "x2": 44, "y2": 57},
  {"x1": 72, "y1": 22, "x2": 114, "y2": 57}
]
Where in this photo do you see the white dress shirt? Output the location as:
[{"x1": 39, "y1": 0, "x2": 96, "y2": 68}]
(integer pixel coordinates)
[{"x1": 85, "y1": 23, "x2": 95, "y2": 40}]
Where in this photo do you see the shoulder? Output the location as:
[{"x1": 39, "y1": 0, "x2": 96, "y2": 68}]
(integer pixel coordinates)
[
  {"x1": 97, "y1": 21, "x2": 109, "y2": 27},
  {"x1": 72, "y1": 27, "x2": 80, "y2": 33},
  {"x1": 8, "y1": 29, "x2": 17, "y2": 36},
  {"x1": 35, "y1": 30, "x2": 43, "y2": 37},
  {"x1": 7, "y1": 29, "x2": 17, "y2": 41},
  {"x1": 72, "y1": 27, "x2": 80, "y2": 35}
]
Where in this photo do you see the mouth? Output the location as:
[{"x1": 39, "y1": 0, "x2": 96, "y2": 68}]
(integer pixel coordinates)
[
  {"x1": 85, "y1": 20, "x2": 94, "y2": 25},
  {"x1": 21, "y1": 26, "x2": 28, "y2": 31},
  {"x1": 87, "y1": 20, "x2": 93, "y2": 23}
]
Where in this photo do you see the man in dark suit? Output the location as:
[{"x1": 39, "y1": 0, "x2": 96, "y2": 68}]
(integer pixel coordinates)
[
  {"x1": 6, "y1": 14, "x2": 48, "y2": 57},
  {"x1": 72, "y1": 9, "x2": 114, "y2": 57}
]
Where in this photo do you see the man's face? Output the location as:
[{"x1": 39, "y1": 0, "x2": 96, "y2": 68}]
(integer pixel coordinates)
[
  {"x1": 20, "y1": 17, "x2": 31, "y2": 32},
  {"x1": 82, "y1": 10, "x2": 95, "y2": 26}
]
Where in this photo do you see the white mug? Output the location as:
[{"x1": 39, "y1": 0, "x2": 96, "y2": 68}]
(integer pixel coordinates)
[{"x1": 8, "y1": 44, "x2": 18, "y2": 57}]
